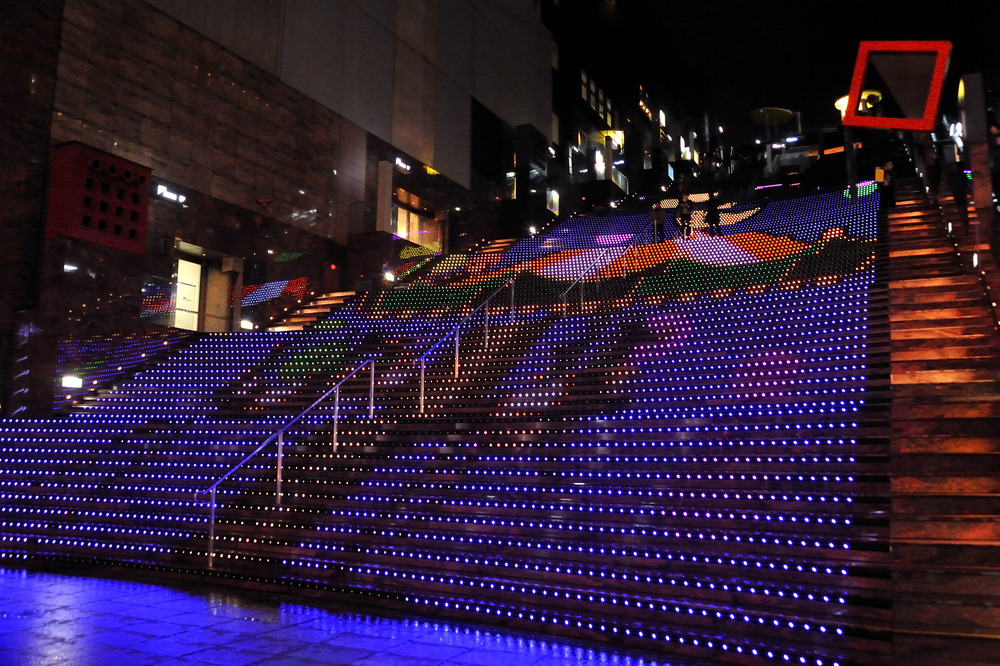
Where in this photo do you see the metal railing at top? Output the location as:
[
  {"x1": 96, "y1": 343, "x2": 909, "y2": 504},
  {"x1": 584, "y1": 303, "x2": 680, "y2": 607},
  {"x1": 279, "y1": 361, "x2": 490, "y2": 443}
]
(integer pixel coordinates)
[
  {"x1": 558, "y1": 224, "x2": 652, "y2": 313},
  {"x1": 558, "y1": 243, "x2": 617, "y2": 311},
  {"x1": 413, "y1": 274, "x2": 518, "y2": 413},
  {"x1": 193, "y1": 359, "x2": 375, "y2": 568}
]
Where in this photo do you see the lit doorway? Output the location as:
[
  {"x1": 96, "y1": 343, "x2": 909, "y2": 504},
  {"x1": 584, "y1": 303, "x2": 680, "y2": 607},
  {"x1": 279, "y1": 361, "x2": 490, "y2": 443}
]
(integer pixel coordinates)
[
  {"x1": 172, "y1": 258, "x2": 201, "y2": 330},
  {"x1": 170, "y1": 242, "x2": 243, "y2": 332}
]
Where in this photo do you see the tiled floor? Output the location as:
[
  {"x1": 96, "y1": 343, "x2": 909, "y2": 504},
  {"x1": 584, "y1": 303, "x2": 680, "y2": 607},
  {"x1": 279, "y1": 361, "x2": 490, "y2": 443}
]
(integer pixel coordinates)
[{"x1": 0, "y1": 567, "x2": 698, "y2": 666}]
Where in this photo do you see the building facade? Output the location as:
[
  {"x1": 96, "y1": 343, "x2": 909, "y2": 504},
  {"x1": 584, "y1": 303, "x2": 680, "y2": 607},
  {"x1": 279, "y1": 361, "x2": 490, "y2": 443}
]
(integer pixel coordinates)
[
  {"x1": 540, "y1": 0, "x2": 690, "y2": 215},
  {"x1": 0, "y1": 0, "x2": 552, "y2": 415}
]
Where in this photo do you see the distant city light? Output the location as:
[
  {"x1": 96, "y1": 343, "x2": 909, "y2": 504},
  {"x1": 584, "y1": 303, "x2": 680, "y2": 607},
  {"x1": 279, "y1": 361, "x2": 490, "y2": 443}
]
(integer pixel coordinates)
[{"x1": 61, "y1": 375, "x2": 83, "y2": 389}]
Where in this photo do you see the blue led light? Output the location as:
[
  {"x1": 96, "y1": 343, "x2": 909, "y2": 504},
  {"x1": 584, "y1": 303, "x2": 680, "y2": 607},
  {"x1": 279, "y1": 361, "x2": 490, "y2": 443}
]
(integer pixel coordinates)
[{"x1": 0, "y1": 183, "x2": 885, "y2": 666}]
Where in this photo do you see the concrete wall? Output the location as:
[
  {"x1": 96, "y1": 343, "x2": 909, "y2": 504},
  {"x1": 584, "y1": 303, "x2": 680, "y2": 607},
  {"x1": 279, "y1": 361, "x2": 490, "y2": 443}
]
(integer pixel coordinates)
[
  {"x1": 52, "y1": 0, "x2": 367, "y2": 246},
  {"x1": 144, "y1": 0, "x2": 553, "y2": 189},
  {"x1": 0, "y1": 1, "x2": 65, "y2": 415}
]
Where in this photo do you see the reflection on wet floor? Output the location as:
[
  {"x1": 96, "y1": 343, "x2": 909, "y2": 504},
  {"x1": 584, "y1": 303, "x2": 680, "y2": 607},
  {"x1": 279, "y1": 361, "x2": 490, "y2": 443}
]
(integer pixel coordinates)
[{"x1": 0, "y1": 568, "x2": 703, "y2": 666}]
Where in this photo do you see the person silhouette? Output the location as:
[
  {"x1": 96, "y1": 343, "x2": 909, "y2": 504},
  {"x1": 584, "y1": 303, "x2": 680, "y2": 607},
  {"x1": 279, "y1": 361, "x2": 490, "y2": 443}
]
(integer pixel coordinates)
[
  {"x1": 676, "y1": 194, "x2": 692, "y2": 238},
  {"x1": 877, "y1": 161, "x2": 895, "y2": 208},
  {"x1": 706, "y1": 192, "x2": 721, "y2": 236}
]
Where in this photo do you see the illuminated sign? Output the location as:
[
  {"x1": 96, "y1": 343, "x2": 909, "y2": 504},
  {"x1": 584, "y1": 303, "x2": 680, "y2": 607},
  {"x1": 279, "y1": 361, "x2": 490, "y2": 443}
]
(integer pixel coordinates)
[
  {"x1": 395, "y1": 157, "x2": 411, "y2": 172},
  {"x1": 842, "y1": 41, "x2": 951, "y2": 131},
  {"x1": 156, "y1": 184, "x2": 187, "y2": 204}
]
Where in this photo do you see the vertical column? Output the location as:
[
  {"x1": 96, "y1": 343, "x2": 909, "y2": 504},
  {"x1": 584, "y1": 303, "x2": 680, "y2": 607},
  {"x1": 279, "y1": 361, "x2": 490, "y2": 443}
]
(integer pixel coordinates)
[
  {"x1": 961, "y1": 74, "x2": 995, "y2": 250},
  {"x1": 603, "y1": 135, "x2": 614, "y2": 181},
  {"x1": 376, "y1": 160, "x2": 395, "y2": 234},
  {"x1": 224, "y1": 256, "x2": 244, "y2": 331}
]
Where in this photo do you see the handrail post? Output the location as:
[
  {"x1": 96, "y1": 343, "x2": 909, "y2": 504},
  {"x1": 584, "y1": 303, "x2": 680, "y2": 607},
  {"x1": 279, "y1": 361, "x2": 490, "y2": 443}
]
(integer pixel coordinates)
[
  {"x1": 207, "y1": 487, "x2": 216, "y2": 569},
  {"x1": 509, "y1": 277, "x2": 515, "y2": 322},
  {"x1": 411, "y1": 275, "x2": 517, "y2": 415},
  {"x1": 197, "y1": 358, "x2": 378, "y2": 545},
  {"x1": 559, "y1": 245, "x2": 614, "y2": 316},
  {"x1": 419, "y1": 359, "x2": 426, "y2": 414},
  {"x1": 332, "y1": 386, "x2": 341, "y2": 447},
  {"x1": 275, "y1": 432, "x2": 283, "y2": 505},
  {"x1": 484, "y1": 298, "x2": 490, "y2": 348},
  {"x1": 368, "y1": 361, "x2": 375, "y2": 418}
]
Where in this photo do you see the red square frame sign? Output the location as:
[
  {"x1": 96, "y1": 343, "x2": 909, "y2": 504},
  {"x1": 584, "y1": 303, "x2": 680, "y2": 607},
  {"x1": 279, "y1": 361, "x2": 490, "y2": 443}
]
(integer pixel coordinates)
[{"x1": 842, "y1": 40, "x2": 951, "y2": 131}]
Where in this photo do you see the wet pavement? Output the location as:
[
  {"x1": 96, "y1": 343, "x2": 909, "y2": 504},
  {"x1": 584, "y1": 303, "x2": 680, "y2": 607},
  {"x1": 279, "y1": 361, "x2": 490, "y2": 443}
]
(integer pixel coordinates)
[{"x1": 0, "y1": 567, "x2": 692, "y2": 666}]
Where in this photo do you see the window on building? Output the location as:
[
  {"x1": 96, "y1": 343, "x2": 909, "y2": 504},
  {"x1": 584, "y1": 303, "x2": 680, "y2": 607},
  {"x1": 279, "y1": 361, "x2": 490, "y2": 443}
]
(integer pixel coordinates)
[{"x1": 393, "y1": 189, "x2": 443, "y2": 256}]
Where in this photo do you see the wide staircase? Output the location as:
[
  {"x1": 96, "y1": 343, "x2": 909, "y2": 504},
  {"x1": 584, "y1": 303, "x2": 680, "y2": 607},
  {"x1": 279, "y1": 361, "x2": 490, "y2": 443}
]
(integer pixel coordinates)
[
  {"x1": 1, "y1": 165, "x2": 999, "y2": 664},
  {"x1": 267, "y1": 291, "x2": 356, "y2": 332},
  {"x1": 886, "y1": 156, "x2": 1000, "y2": 664}
]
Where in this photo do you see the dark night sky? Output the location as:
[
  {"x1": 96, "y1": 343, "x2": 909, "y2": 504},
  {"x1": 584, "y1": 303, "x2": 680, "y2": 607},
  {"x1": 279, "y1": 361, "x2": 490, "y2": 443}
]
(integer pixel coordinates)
[
  {"x1": 671, "y1": 1, "x2": 1000, "y2": 139},
  {"x1": 566, "y1": 0, "x2": 1000, "y2": 142}
]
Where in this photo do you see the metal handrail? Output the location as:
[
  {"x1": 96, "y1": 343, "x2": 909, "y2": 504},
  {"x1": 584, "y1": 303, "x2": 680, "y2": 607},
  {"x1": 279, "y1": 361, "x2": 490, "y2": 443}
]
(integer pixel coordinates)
[
  {"x1": 413, "y1": 274, "x2": 518, "y2": 413},
  {"x1": 558, "y1": 244, "x2": 616, "y2": 309},
  {"x1": 194, "y1": 359, "x2": 375, "y2": 567},
  {"x1": 558, "y1": 223, "x2": 654, "y2": 312}
]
